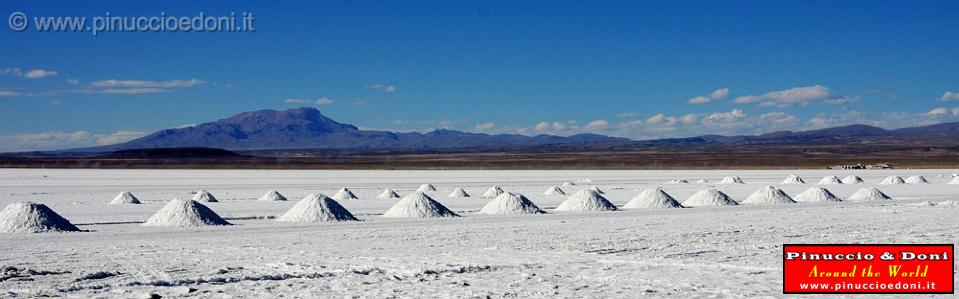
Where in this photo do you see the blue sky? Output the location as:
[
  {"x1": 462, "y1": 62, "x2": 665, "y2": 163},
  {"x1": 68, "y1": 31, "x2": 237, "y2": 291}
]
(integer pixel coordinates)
[{"x1": 1, "y1": 1, "x2": 959, "y2": 151}]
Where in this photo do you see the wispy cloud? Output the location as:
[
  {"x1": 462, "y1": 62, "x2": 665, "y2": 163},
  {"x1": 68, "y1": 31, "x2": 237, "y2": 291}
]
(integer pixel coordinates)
[
  {"x1": 0, "y1": 90, "x2": 24, "y2": 97},
  {"x1": 2, "y1": 68, "x2": 58, "y2": 79},
  {"x1": 758, "y1": 111, "x2": 799, "y2": 124},
  {"x1": 94, "y1": 88, "x2": 166, "y2": 95},
  {"x1": 473, "y1": 122, "x2": 496, "y2": 131},
  {"x1": 284, "y1": 97, "x2": 335, "y2": 105},
  {"x1": 688, "y1": 87, "x2": 729, "y2": 104},
  {"x1": 940, "y1": 91, "x2": 959, "y2": 102},
  {"x1": 584, "y1": 120, "x2": 610, "y2": 131},
  {"x1": 926, "y1": 107, "x2": 949, "y2": 116},
  {"x1": 617, "y1": 112, "x2": 637, "y2": 118},
  {"x1": 367, "y1": 84, "x2": 396, "y2": 93},
  {"x1": 78, "y1": 79, "x2": 206, "y2": 95},
  {"x1": 90, "y1": 79, "x2": 205, "y2": 88},
  {"x1": 733, "y1": 85, "x2": 849, "y2": 107}
]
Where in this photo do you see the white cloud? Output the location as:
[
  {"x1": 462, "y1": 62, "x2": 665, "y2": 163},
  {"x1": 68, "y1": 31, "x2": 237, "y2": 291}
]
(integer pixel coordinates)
[
  {"x1": 645, "y1": 113, "x2": 668, "y2": 125},
  {"x1": 534, "y1": 122, "x2": 551, "y2": 131},
  {"x1": 0, "y1": 90, "x2": 24, "y2": 97},
  {"x1": 687, "y1": 96, "x2": 712, "y2": 104},
  {"x1": 368, "y1": 84, "x2": 397, "y2": 93},
  {"x1": 81, "y1": 79, "x2": 204, "y2": 95},
  {"x1": 807, "y1": 116, "x2": 828, "y2": 127},
  {"x1": 285, "y1": 97, "x2": 335, "y2": 105},
  {"x1": 709, "y1": 88, "x2": 730, "y2": 100},
  {"x1": 584, "y1": 120, "x2": 610, "y2": 131},
  {"x1": 688, "y1": 87, "x2": 730, "y2": 104},
  {"x1": 90, "y1": 79, "x2": 205, "y2": 88},
  {"x1": 2, "y1": 68, "x2": 57, "y2": 79},
  {"x1": 473, "y1": 122, "x2": 496, "y2": 131},
  {"x1": 679, "y1": 114, "x2": 697, "y2": 124},
  {"x1": 284, "y1": 98, "x2": 306, "y2": 104},
  {"x1": 940, "y1": 91, "x2": 959, "y2": 102},
  {"x1": 733, "y1": 85, "x2": 848, "y2": 107},
  {"x1": 0, "y1": 130, "x2": 147, "y2": 152},
  {"x1": 703, "y1": 109, "x2": 746, "y2": 123},
  {"x1": 95, "y1": 88, "x2": 166, "y2": 95},
  {"x1": 759, "y1": 112, "x2": 799, "y2": 124},
  {"x1": 534, "y1": 121, "x2": 568, "y2": 132},
  {"x1": 926, "y1": 107, "x2": 949, "y2": 116},
  {"x1": 24, "y1": 69, "x2": 58, "y2": 79},
  {"x1": 617, "y1": 112, "x2": 637, "y2": 118}
]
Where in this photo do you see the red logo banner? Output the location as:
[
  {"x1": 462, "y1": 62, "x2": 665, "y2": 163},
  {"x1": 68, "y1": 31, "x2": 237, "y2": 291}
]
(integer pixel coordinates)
[{"x1": 783, "y1": 244, "x2": 954, "y2": 294}]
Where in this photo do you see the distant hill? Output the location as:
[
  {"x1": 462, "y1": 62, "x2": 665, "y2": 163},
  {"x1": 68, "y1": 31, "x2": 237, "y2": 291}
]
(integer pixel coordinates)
[
  {"x1": 66, "y1": 108, "x2": 631, "y2": 153},
  {"x1": 21, "y1": 107, "x2": 959, "y2": 156}
]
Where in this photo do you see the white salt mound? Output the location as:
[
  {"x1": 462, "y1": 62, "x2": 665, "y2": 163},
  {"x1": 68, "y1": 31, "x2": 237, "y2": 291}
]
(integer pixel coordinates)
[
  {"x1": 841, "y1": 175, "x2": 864, "y2": 184},
  {"x1": 781, "y1": 174, "x2": 806, "y2": 184},
  {"x1": 847, "y1": 187, "x2": 892, "y2": 201},
  {"x1": 448, "y1": 188, "x2": 470, "y2": 198},
  {"x1": 556, "y1": 189, "x2": 617, "y2": 212},
  {"x1": 741, "y1": 186, "x2": 796, "y2": 205},
  {"x1": 479, "y1": 192, "x2": 545, "y2": 215},
  {"x1": 880, "y1": 176, "x2": 905, "y2": 185},
  {"x1": 192, "y1": 190, "x2": 218, "y2": 202},
  {"x1": 683, "y1": 188, "x2": 738, "y2": 207},
  {"x1": 481, "y1": 186, "x2": 505, "y2": 198},
  {"x1": 948, "y1": 177, "x2": 959, "y2": 185},
  {"x1": 562, "y1": 181, "x2": 576, "y2": 187},
  {"x1": 111, "y1": 191, "x2": 141, "y2": 204},
  {"x1": 719, "y1": 176, "x2": 744, "y2": 184},
  {"x1": 143, "y1": 198, "x2": 230, "y2": 227},
  {"x1": 377, "y1": 189, "x2": 400, "y2": 199},
  {"x1": 623, "y1": 188, "x2": 683, "y2": 209},
  {"x1": 794, "y1": 187, "x2": 842, "y2": 202},
  {"x1": 574, "y1": 178, "x2": 592, "y2": 183},
  {"x1": 332, "y1": 188, "x2": 358, "y2": 200},
  {"x1": 277, "y1": 193, "x2": 357, "y2": 222},
  {"x1": 382, "y1": 191, "x2": 459, "y2": 218},
  {"x1": 817, "y1": 176, "x2": 843, "y2": 185},
  {"x1": 696, "y1": 179, "x2": 709, "y2": 183},
  {"x1": 905, "y1": 175, "x2": 930, "y2": 184},
  {"x1": 258, "y1": 190, "x2": 287, "y2": 202},
  {"x1": 587, "y1": 186, "x2": 605, "y2": 194},
  {"x1": 668, "y1": 179, "x2": 689, "y2": 184},
  {"x1": 543, "y1": 186, "x2": 566, "y2": 196},
  {"x1": 936, "y1": 200, "x2": 959, "y2": 207},
  {"x1": 0, "y1": 202, "x2": 81, "y2": 233},
  {"x1": 416, "y1": 184, "x2": 437, "y2": 192}
]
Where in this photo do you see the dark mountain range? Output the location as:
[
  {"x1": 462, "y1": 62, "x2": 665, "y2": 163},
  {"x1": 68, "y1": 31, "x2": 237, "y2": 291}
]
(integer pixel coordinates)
[
  {"x1": 18, "y1": 107, "x2": 959, "y2": 156},
  {"x1": 65, "y1": 108, "x2": 632, "y2": 153}
]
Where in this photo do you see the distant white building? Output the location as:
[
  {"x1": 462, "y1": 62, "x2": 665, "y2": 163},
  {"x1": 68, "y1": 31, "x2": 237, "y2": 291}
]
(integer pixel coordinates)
[{"x1": 828, "y1": 163, "x2": 892, "y2": 170}]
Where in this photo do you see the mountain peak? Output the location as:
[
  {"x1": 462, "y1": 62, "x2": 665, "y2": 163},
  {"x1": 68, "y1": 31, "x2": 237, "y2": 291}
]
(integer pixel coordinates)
[
  {"x1": 84, "y1": 108, "x2": 625, "y2": 151},
  {"x1": 219, "y1": 107, "x2": 357, "y2": 131}
]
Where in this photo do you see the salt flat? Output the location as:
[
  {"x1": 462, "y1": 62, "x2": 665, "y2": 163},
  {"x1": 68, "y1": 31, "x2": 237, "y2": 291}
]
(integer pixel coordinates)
[{"x1": 0, "y1": 169, "x2": 957, "y2": 298}]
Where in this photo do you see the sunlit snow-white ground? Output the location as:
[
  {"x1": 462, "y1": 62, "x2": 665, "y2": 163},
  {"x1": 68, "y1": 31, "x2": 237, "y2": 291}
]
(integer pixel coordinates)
[{"x1": 0, "y1": 168, "x2": 957, "y2": 298}]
